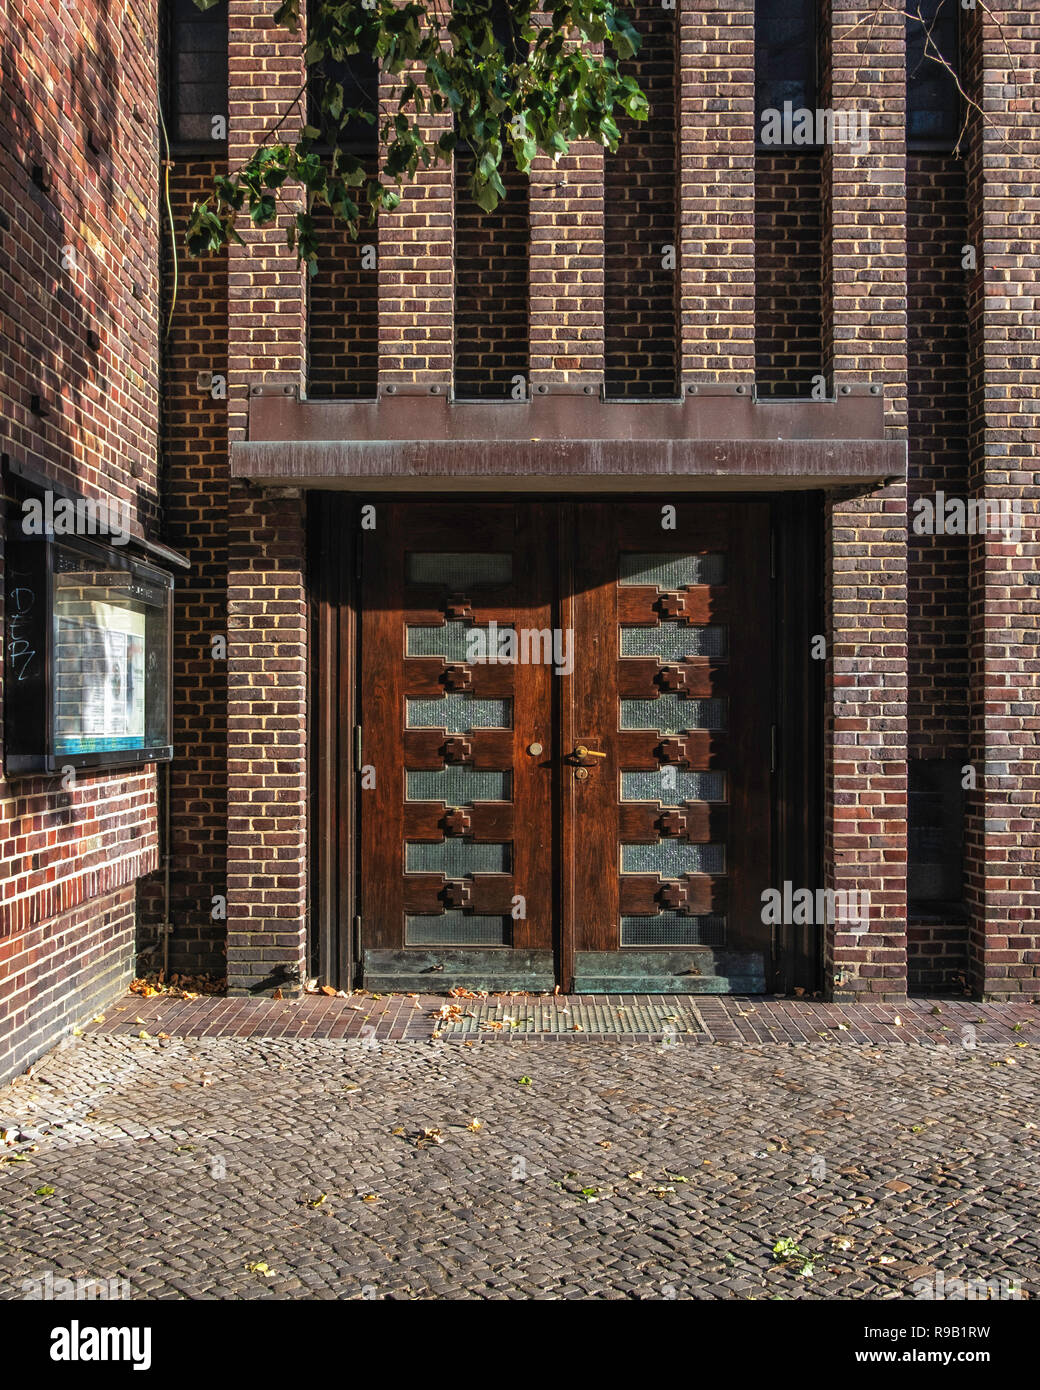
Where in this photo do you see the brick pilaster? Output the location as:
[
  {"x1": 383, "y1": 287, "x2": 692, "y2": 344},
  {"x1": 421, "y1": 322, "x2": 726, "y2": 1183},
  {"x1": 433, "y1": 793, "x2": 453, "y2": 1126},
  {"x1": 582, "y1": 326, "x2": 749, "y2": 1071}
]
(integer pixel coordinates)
[
  {"x1": 822, "y1": 0, "x2": 908, "y2": 429},
  {"x1": 377, "y1": 67, "x2": 454, "y2": 388},
  {"x1": 677, "y1": 0, "x2": 755, "y2": 387},
  {"x1": 225, "y1": 488, "x2": 309, "y2": 994},
  {"x1": 227, "y1": 0, "x2": 308, "y2": 438},
  {"x1": 527, "y1": 11, "x2": 604, "y2": 391},
  {"x1": 528, "y1": 139, "x2": 604, "y2": 389},
  {"x1": 822, "y1": 0, "x2": 908, "y2": 999},
  {"x1": 963, "y1": 4, "x2": 1040, "y2": 998}
]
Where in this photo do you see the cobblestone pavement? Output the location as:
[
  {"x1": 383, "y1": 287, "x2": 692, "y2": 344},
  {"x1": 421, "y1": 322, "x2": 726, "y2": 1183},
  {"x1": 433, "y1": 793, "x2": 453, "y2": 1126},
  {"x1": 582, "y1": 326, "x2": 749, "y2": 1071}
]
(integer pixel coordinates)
[{"x1": 2, "y1": 1012, "x2": 1038, "y2": 1299}]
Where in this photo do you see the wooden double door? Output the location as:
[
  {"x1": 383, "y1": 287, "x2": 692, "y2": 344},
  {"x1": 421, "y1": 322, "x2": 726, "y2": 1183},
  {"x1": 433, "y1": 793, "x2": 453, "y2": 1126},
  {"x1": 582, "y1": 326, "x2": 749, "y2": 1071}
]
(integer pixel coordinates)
[{"x1": 354, "y1": 499, "x2": 775, "y2": 993}]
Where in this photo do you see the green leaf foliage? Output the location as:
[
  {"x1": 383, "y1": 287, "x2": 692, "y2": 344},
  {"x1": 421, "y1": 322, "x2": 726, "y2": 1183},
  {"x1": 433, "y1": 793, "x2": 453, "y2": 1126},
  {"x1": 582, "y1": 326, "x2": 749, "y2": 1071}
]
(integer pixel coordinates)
[{"x1": 185, "y1": 0, "x2": 647, "y2": 273}]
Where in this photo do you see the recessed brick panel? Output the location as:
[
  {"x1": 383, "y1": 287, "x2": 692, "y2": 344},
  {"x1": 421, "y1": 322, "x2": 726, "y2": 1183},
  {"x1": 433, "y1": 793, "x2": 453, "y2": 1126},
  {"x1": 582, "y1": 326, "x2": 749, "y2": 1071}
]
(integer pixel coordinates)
[
  {"x1": 454, "y1": 152, "x2": 529, "y2": 400},
  {"x1": 604, "y1": 0, "x2": 677, "y2": 399},
  {"x1": 755, "y1": 153, "x2": 824, "y2": 398},
  {"x1": 307, "y1": 190, "x2": 379, "y2": 400}
]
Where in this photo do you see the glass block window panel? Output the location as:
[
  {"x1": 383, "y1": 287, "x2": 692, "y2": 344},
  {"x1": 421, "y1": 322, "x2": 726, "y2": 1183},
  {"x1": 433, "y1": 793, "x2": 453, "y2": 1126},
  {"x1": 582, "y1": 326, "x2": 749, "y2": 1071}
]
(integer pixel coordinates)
[
  {"x1": 620, "y1": 770, "x2": 726, "y2": 804},
  {"x1": 618, "y1": 553, "x2": 726, "y2": 588},
  {"x1": 619, "y1": 696, "x2": 727, "y2": 733},
  {"x1": 620, "y1": 622, "x2": 727, "y2": 660},
  {"x1": 406, "y1": 695, "x2": 512, "y2": 732},
  {"x1": 406, "y1": 621, "x2": 515, "y2": 662},
  {"x1": 620, "y1": 841, "x2": 725, "y2": 875},
  {"x1": 406, "y1": 766, "x2": 512, "y2": 803},
  {"x1": 406, "y1": 553, "x2": 512, "y2": 588},
  {"x1": 406, "y1": 913, "x2": 511, "y2": 946},
  {"x1": 621, "y1": 914, "x2": 726, "y2": 947},
  {"x1": 405, "y1": 841, "x2": 511, "y2": 875}
]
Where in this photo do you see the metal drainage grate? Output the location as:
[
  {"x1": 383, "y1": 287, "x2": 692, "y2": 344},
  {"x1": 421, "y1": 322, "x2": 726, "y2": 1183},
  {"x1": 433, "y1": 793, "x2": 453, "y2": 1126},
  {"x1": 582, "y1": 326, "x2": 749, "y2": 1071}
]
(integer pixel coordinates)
[{"x1": 433, "y1": 996, "x2": 703, "y2": 1037}]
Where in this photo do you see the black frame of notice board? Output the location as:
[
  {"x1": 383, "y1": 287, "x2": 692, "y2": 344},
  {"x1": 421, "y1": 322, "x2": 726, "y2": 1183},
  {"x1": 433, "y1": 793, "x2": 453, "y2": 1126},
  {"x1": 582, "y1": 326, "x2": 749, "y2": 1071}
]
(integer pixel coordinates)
[{"x1": 4, "y1": 488, "x2": 175, "y2": 778}]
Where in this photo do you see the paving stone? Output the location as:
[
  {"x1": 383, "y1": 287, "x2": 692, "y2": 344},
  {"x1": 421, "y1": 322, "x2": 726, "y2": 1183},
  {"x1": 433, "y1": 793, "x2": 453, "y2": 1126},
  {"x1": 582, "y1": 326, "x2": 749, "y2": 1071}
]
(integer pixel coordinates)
[{"x1": 1, "y1": 1029, "x2": 1037, "y2": 1300}]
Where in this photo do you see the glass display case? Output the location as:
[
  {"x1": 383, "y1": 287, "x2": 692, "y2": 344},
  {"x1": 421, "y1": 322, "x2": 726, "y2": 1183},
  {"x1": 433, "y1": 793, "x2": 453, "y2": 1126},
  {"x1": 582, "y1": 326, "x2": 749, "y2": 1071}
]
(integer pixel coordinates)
[{"x1": 4, "y1": 527, "x2": 173, "y2": 775}]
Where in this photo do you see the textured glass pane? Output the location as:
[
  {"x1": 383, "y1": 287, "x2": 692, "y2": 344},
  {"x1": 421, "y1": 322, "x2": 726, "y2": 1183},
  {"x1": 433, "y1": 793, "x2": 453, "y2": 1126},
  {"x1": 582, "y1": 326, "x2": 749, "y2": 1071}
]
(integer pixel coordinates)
[
  {"x1": 406, "y1": 553, "x2": 512, "y2": 588},
  {"x1": 405, "y1": 841, "x2": 511, "y2": 875},
  {"x1": 618, "y1": 553, "x2": 725, "y2": 588},
  {"x1": 619, "y1": 696, "x2": 727, "y2": 732},
  {"x1": 620, "y1": 841, "x2": 725, "y2": 875},
  {"x1": 407, "y1": 620, "x2": 515, "y2": 661},
  {"x1": 406, "y1": 766, "x2": 512, "y2": 803},
  {"x1": 406, "y1": 913, "x2": 511, "y2": 946},
  {"x1": 621, "y1": 914, "x2": 726, "y2": 947},
  {"x1": 620, "y1": 770, "x2": 726, "y2": 804},
  {"x1": 406, "y1": 695, "x2": 512, "y2": 732},
  {"x1": 620, "y1": 622, "x2": 728, "y2": 660}
]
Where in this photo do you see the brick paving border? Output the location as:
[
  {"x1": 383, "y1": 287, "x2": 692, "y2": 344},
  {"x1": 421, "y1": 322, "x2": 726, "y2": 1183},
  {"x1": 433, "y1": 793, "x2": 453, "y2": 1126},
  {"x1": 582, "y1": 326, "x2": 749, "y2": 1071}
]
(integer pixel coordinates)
[{"x1": 82, "y1": 992, "x2": 1040, "y2": 1047}]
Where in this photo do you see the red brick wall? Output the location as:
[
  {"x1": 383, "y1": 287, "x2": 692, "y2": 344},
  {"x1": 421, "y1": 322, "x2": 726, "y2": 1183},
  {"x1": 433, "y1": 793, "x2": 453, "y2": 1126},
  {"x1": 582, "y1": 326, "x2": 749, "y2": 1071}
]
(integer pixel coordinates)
[
  {"x1": 962, "y1": 3, "x2": 1040, "y2": 999},
  {"x1": 138, "y1": 159, "x2": 230, "y2": 978},
  {"x1": 905, "y1": 154, "x2": 970, "y2": 993},
  {"x1": 225, "y1": 487, "x2": 308, "y2": 994},
  {"x1": 603, "y1": 0, "x2": 677, "y2": 399},
  {"x1": 754, "y1": 153, "x2": 824, "y2": 398},
  {"x1": 377, "y1": 61, "x2": 453, "y2": 389},
  {"x1": 528, "y1": 10, "x2": 603, "y2": 392},
  {"x1": 0, "y1": 887, "x2": 136, "y2": 1084},
  {"x1": 822, "y1": 0, "x2": 909, "y2": 1002},
  {"x1": 227, "y1": 0, "x2": 307, "y2": 439},
  {"x1": 907, "y1": 156, "x2": 970, "y2": 757},
  {"x1": 307, "y1": 196, "x2": 379, "y2": 399},
  {"x1": 678, "y1": 0, "x2": 755, "y2": 387},
  {"x1": 224, "y1": 0, "x2": 309, "y2": 992},
  {"x1": 453, "y1": 153, "x2": 528, "y2": 400},
  {"x1": 6, "y1": 0, "x2": 1019, "y2": 1021},
  {"x1": 0, "y1": 0, "x2": 161, "y2": 1080}
]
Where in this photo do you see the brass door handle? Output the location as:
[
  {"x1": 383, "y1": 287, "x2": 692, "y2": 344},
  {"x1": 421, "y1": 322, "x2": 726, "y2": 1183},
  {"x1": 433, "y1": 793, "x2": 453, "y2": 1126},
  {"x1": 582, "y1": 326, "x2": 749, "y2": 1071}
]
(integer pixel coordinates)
[{"x1": 569, "y1": 745, "x2": 607, "y2": 766}]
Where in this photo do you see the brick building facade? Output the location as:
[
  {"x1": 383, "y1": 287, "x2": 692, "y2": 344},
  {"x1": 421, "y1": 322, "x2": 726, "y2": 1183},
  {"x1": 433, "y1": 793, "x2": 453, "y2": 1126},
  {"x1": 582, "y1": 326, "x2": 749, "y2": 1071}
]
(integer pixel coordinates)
[{"x1": 1, "y1": 0, "x2": 1037, "y2": 1081}]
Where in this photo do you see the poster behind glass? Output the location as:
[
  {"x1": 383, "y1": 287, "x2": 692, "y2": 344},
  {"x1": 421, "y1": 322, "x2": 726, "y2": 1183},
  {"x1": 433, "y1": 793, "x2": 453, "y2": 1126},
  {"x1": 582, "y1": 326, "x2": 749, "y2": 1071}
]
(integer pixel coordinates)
[{"x1": 51, "y1": 556, "x2": 168, "y2": 756}]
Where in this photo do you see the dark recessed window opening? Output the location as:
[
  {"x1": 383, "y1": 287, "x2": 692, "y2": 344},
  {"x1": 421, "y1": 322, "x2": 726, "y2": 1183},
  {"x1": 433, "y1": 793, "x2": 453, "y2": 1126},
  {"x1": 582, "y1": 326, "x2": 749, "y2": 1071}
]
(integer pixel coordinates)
[
  {"x1": 908, "y1": 757, "x2": 966, "y2": 907},
  {"x1": 306, "y1": 0, "x2": 379, "y2": 157},
  {"x1": 907, "y1": 0, "x2": 960, "y2": 148},
  {"x1": 167, "y1": 0, "x2": 228, "y2": 147},
  {"x1": 755, "y1": 0, "x2": 818, "y2": 146}
]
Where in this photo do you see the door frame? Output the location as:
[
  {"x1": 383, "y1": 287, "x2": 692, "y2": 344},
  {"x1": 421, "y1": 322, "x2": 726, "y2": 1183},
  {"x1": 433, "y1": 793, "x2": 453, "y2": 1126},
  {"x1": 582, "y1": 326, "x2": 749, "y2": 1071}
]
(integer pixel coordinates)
[{"x1": 309, "y1": 491, "x2": 823, "y2": 994}]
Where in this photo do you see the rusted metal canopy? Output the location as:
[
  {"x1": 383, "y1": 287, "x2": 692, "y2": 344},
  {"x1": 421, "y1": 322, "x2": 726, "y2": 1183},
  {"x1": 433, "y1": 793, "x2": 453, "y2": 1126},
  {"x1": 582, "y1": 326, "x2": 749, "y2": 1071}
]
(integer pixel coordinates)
[{"x1": 232, "y1": 385, "x2": 905, "y2": 490}]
